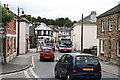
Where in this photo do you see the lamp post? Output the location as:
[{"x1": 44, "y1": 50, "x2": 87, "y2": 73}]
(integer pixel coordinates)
[
  {"x1": 81, "y1": 14, "x2": 83, "y2": 52},
  {"x1": 17, "y1": 7, "x2": 24, "y2": 56}
]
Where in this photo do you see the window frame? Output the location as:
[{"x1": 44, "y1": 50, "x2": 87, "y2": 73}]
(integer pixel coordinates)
[
  {"x1": 117, "y1": 41, "x2": 120, "y2": 57},
  {"x1": 117, "y1": 16, "x2": 120, "y2": 30},
  {"x1": 108, "y1": 19, "x2": 112, "y2": 32},
  {"x1": 101, "y1": 20, "x2": 104, "y2": 32},
  {"x1": 101, "y1": 40, "x2": 104, "y2": 53}
]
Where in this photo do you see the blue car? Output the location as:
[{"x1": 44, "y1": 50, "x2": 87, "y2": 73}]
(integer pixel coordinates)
[{"x1": 54, "y1": 53, "x2": 102, "y2": 80}]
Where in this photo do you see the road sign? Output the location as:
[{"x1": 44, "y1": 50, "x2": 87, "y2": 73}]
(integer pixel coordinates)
[{"x1": 0, "y1": 26, "x2": 6, "y2": 34}]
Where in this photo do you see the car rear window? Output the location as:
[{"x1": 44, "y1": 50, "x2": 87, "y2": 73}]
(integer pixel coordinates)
[
  {"x1": 75, "y1": 56, "x2": 99, "y2": 66},
  {"x1": 42, "y1": 49, "x2": 52, "y2": 53}
]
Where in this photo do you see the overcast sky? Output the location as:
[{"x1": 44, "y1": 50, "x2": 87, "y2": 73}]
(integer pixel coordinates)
[{"x1": 1, "y1": 0, "x2": 120, "y2": 21}]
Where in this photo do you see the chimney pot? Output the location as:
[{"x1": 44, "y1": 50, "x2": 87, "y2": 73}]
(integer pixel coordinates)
[
  {"x1": 91, "y1": 11, "x2": 97, "y2": 14},
  {"x1": 4, "y1": 4, "x2": 6, "y2": 8}
]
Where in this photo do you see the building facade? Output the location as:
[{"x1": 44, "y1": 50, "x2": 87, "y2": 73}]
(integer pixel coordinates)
[
  {"x1": 35, "y1": 23, "x2": 53, "y2": 45},
  {"x1": 72, "y1": 11, "x2": 98, "y2": 51},
  {"x1": 97, "y1": 4, "x2": 120, "y2": 65},
  {"x1": 2, "y1": 18, "x2": 17, "y2": 63},
  {"x1": 19, "y1": 18, "x2": 30, "y2": 54}
]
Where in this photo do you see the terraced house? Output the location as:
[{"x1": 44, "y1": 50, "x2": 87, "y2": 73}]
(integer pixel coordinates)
[{"x1": 97, "y1": 4, "x2": 120, "y2": 65}]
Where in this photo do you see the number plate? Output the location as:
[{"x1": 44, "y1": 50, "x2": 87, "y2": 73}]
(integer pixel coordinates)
[
  {"x1": 45, "y1": 57, "x2": 50, "y2": 58},
  {"x1": 83, "y1": 68, "x2": 94, "y2": 71}
]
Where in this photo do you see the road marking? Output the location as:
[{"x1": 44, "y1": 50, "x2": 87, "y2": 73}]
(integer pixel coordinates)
[
  {"x1": 24, "y1": 71, "x2": 30, "y2": 78},
  {"x1": 0, "y1": 76, "x2": 2, "y2": 80},
  {"x1": 30, "y1": 68, "x2": 39, "y2": 78}
]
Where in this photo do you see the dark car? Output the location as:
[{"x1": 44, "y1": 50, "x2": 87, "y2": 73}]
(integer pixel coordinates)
[
  {"x1": 54, "y1": 53, "x2": 102, "y2": 80},
  {"x1": 89, "y1": 46, "x2": 97, "y2": 50}
]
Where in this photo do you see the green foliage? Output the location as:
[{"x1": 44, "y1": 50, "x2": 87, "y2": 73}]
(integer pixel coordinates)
[
  {"x1": 20, "y1": 14, "x2": 31, "y2": 21},
  {"x1": 20, "y1": 14, "x2": 76, "y2": 27},
  {"x1": 0, "y1": 5, "x2": 14, "y2": 26}
]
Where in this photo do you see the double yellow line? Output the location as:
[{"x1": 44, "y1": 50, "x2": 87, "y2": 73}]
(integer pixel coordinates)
[{"x1": 0, "y1": 56, "x2": 35, "y2": 77}]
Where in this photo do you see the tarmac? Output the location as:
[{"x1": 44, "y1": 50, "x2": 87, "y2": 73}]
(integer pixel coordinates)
[{"x1": 0, "y1": 48, "x2": 119, "y2": 77}]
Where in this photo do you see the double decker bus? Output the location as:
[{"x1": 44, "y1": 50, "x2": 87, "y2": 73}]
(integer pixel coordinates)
[{"x1": 58, "y1": 38, "x2": 72, "y2": 52}]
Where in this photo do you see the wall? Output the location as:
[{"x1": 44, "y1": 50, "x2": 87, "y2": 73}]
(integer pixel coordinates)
[
  {"x1": 19, "y1": 21, "x2": 29, "y2": 54},
  {"x1": 97, "y1": 13, "x2": 120, "y2": 64},
  {"x1": 73, "y1": 23, "x2": 98, "y2": 51}
]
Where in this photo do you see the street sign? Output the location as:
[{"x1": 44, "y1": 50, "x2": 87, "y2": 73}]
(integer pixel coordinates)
[{"x1": 0, "y1": 26, "x2": 6, "y2": 34}]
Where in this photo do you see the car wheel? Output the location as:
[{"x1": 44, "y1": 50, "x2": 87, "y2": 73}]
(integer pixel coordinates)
[
  {"x1": 55, "y1": 70, "x2": 59, "y2": 78},
  {"x1": 96, "y1": 78, "x2": 101, "y2": 80},
  {"x1": 40, "y1": 59, "x2": 42, "y2": 62},
  {"x1": 67, "y1": 74, "x2": 72, "y2": 80},
  {"x1": 52, "y1": 59, "x2": 54, "y2": 62}
]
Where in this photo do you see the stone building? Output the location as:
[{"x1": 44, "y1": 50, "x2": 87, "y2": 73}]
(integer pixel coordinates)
[{"x1": 97, "y1": 4, "x2": 120, "y2": 65}]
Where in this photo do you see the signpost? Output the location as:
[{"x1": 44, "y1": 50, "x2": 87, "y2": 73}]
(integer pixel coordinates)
[
  {"x1": 0, "y1": 26, "x2": 5, "y2": 34},
  {"x1": 0, "y1": 26, "x2": 6, "y2": 39},
  {"x1": 0, "y1": 26, "x2": 6, "y2": 63}
]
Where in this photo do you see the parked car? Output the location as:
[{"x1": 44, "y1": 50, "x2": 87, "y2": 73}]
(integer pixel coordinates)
[
  {"x1": 54, "y1": 53, "x2": 102, "y2": 80},
  {"x1": 89, "y1": 46, "x2": 97, "y2": 50},
  {"x1": 40, "y1": 47, "x2": 55, "y2": 61},
  {"x1": 45, "y1": 43, "x2": 55, "y2": 51}
]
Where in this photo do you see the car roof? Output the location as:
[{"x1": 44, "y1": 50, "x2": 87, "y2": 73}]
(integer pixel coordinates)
[{"x1": 64, "y1": 53, "x2": 94, "y2": 57}]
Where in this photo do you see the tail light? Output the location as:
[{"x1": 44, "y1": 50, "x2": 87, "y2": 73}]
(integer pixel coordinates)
[
  {"x1": 72, "y1": 69, "x2": 77, "y2": 72},
  {"x1": 99, "y1": 70, "x2": 102, "y2": 72}
]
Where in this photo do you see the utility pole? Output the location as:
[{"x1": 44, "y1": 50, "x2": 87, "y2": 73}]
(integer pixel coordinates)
[
  {"x1": 17, "y1": 7, "x2": 20, "y2": 56},
  {"x1": 81, "y1": 14, "x2": 83, "y2": 52}
]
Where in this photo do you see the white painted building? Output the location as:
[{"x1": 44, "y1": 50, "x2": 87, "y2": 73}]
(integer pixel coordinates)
[
  {"x1": 72, "y1": 11, "x2": 98, "y2": 51},
  {"x1": 35, "y1": 23, "x2": 53, "y2": 44},
  {"x1": 19, "y1": 18, "x2": 30, "y2": 54}
]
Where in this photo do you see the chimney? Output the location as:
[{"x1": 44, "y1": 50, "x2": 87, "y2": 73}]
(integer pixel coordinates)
[
  {"x1": 90, "y1": 11, "x2": 97, "y2": 22},
  {"x1": 3, "y1": 4, "x2": 9, "y2": 10},
  {"x1": 118, "y1": 1, "x2": 120, "y2": 4}
]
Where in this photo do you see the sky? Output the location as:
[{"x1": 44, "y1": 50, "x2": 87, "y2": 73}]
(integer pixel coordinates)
[{"x1": 1, "y1": 0, "x2": 120, "y2": 21}]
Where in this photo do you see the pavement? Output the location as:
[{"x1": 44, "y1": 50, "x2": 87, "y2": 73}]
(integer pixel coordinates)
[
  {"x1": 0, "y1": 48, "x2": 119, "y2": 77},
  {"x1": 0, "y1": 48, "x2": 37, "y2": 75}
]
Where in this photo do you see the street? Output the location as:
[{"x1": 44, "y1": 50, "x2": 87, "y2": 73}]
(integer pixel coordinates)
[{"x1": 1, "y1": 50, "x2": 119, "y2": 80}]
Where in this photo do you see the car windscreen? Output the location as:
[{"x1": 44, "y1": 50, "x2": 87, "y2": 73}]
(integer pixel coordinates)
[
  {"x1": 42, "y1": 49, "x2": 52, "y2": 53},
  {"x1": 75, "y1": 56, "x2": 99, "y2": 66}
]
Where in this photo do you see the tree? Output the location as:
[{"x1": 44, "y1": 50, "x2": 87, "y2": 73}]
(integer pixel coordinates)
[
  {"x1": 20, "y1": 14, "x2": 32, "y2": 21},
  {"x1": 0, "y1": 5, "x2": 14, "y2": 26}
]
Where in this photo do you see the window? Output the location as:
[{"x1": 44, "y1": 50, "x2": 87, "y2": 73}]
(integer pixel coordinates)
[
  {"x1": 101, "y1": 40, "x2": 104, "y2": 53},
  {"x1": 59, "y1": 55, "x2": 67, "y2": 63},
  {"x1": 101, "y1": 20, "x2": 104, "y2": 32},
  {"x1": 117, "y1": 16, "x2": 120, "y2": 30},
  {"x1": 64, "y1": 55, "x2": 73, "y2": 63},
  {"x1": 38, "y1": 30, "x2": 41, "y2": 36},
  {"x1": 117, "y1": 41, "x2": 120, "y2": 56},
  {"x1": 108, "y1": 19, "x2": 112, "y2": 31},
  {"x1": 42, "y1": 49, "x2": 52, "y2": 53},
  {"x1": 44, "y1": 30, "x2": 46, "y2": 35},
  {"x1": 76, "y1": 56, "x2": 98, "y2": 65}
]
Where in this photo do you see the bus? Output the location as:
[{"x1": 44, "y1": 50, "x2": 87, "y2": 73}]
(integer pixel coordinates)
[{"x1": 58, "y1": 39, "x2": 72, "y2": 52}]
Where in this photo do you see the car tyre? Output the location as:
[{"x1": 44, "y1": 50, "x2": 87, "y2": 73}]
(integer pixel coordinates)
[
  {"x1": 55, "y1": 70, "x2": 60, "y2": 78},
  {"x1": 52, "y1": 59, "x2": 54, "y2": 62}
]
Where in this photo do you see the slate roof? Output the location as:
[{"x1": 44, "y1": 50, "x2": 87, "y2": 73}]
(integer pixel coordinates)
[
  {"x1": 78, "y1": 14, "x2": 96, "y2": 24},
  {"x1": 97, "y1": 4, "x2": 120, "y2": 18},
  {"x1": 35, "y1": 23, "x2": 52, "y2": 30}
]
